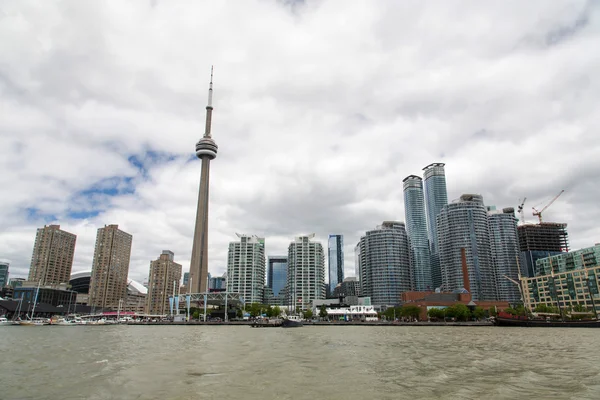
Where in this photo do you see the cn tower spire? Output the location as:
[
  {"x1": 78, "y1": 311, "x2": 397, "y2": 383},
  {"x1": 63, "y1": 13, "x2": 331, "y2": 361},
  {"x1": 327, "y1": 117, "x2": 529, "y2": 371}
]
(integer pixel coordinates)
[{"x1": 189, "y1": 67, "x2": 219, "y2": 294}]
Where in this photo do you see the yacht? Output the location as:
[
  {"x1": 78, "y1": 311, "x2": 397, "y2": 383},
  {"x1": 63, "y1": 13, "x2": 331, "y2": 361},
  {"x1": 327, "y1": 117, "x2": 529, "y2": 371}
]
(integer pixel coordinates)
[
  {"x1": 281, "y1": 315, "x2": 303, "y2": 328},
  {"x1": 0, "y1": 317, "x2": 12, "y2": 326}
]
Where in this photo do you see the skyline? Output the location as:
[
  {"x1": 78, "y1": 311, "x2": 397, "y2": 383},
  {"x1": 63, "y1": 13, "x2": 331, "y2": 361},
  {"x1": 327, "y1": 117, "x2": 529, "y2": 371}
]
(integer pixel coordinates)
[{"x1": 1, "y1": 1, "x2": 599, "y2": 283}]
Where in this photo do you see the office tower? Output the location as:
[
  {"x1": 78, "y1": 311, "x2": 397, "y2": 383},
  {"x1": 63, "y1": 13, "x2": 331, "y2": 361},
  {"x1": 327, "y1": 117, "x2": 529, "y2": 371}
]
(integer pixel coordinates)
[
  {"x1": 209, "y1": 274, "x2": 226, "y2": 291},
  {"x1": 267, "y1": 256, "x2": 288, "y2": 296},
  {"x1": 488, "y1": 207, "x2": 521, "y2": 303},
  {"x1": 437, "y1": 194, "x2": 497, "y2": 301},
  {"x1": 328, "y1": 235, "x2": 344, "y2": 295},
  {"x1": 89, "y1": 224, "x2": 133, "y2": 310},
  {"x1": 518, "y1": 223, "x2": 569, "y2": 277},
  {"x1": 287, "y1": 234, "x2": 325, "y2": 311},
  {"x1": 0, "y1": 261, "x2": 8, "y2": 288},
  {"x1": 227, "y1": 234, "x2": 266, "y2": 304},
  {"x1": 189, "y1": 68, "x2": 218, "y2": 294},
  {"x1": 332, "y1": 276, "x2": 361, "y2": 298},
  {"x1": 357, "y1": 221, "x2": 412, "y2": 306},
  {"x1": 146, "y1": 250, "x2": 182, "y2": 315},
  {"x1": 403, "y1": 175, "x2": 432, "y2": 291},
  {"x1": 183, "y1": 272, "x2": 190, "y2": 287},
  {"x1": 28, "y1": 224, "x2": 77, "y2": 286},
  {"x1": 423, "y1": 163, "x2": 448, "y2": 289}
]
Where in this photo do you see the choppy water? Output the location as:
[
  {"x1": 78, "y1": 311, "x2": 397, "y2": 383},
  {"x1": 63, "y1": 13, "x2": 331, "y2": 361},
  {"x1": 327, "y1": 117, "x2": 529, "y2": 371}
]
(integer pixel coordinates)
[{"x1": 1, "y1": 325, "x2": 599, "y2": 399}]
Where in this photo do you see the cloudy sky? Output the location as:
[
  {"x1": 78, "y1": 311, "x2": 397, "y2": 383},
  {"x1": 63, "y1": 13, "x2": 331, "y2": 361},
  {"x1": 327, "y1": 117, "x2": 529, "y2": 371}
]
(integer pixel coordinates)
[{"x1": 1, "y1": 0, "x2": 599, "y2": 283}]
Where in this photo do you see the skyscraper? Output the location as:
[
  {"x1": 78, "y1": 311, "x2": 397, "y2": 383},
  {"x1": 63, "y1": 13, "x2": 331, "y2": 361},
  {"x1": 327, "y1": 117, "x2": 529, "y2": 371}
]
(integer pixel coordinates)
[
  {"x1": 328, "y1": 234, "x2": 344, "y2": 295},
  {"x1": 437, "y1": 195, "x2": 497, "y2": 301},
  {"x1": 403, "y1": 175, "x2": 432, "y2": 291},
  {"x1": 227, "y1": 234, "x2": 266, "y2": 304},
  {"x1": 357, "y1": 221, "x2": 412, "y2": 306},
  {"x1": 146, "y1": 250, "x2": 182, "y2": 315},
  {"x1": 488, "y1": 207, "x2": 521, "y2": 303},
  {"x1": 28, "y1": 225, "x2": 77, "y2": 286},
  {"x1": 287, "y1": 234, "x2": 325, "y2": 311},
  {"x1": 89, "y1": 224, "x2": 132, "y2": 310},
  {"x1": 0, "y1": 261, "x2": 8, "y2": 288},
  {"x1": 423, "y1": 163, "x2": 448, "y2": 289},
  {"x1": 518, "y1": 223, "x2": 569, "y2": 277},
  {"x1": 267, "y1": 256, "x2": 288, "y2": 297},
  {"x1": 189, "y1": 68, "x2": 218, "y2": 294}
]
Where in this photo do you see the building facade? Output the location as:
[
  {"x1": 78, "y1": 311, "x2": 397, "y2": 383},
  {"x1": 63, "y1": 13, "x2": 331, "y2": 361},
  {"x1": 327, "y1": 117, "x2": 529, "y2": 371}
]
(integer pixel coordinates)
[
  {"x1": 357, "y1": 222, "x2": 412, "y2": 306},
  {"x1": 332, "y1": 276, "x2": 361, "y2": 298},
  {"x1": 14, "y1": 284, "x2": 77, "y2": 309},
  {"x1": 403, "y1": 175, "x2": 432, "y2": 291},
  {"x1": 227, "y1": 234, "x2": 266, "y2": 305},
  {"x1": 89, "y1": 225, "x2": 133, "y2": 310},
  {"x1": 488, "y1": 207, "x2": 521, "y2": 304},
  {"x1": 328, "y1": 235, "x2": 344, "y2": 295},
  {"x1": 209, "y1": 273, "x2": 226, "y2": 291},
  {"x1": 437, "y1": 194, "x2": 497, "y2": 301},
  {"x1": 422, "y1": 163, "x2": 448, "y2": 289},
  {"x1": 69, "y1": 270, "x2": 92, "y2": 305},
  {"x1": 535, "y1": 244, "x2": 600, "y2": 276},
  {"x1": 287, "y1": 234, "x2": 325, "y2": 311},
  {"x1": 518, "y1": 223, "x2": 569, "y2": 277},
  {"x1": 267, "y1": 256, "x2": 288, "y2": 297},
  {"x1": 146, "y1": 250, "x2": 182, "y2": 315},
  {"x1": 0, "y1": 261, "x2": 8, "y2": 288},
  {"x1": 28, "y1": 225, "x2": 77, "y2": 286}
]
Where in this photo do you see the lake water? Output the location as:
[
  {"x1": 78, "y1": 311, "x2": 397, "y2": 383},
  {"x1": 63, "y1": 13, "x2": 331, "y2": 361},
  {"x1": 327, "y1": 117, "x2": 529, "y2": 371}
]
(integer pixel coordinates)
[{"x1": 1, "y1": 325, "x2": 599, "y2": 399}]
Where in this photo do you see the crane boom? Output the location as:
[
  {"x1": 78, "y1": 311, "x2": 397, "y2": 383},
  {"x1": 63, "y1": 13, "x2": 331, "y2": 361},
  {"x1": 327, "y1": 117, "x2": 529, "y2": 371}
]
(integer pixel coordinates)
[
  {"x1": 532, "y1": 190, "x2": 564, "y2": 223},
  {"x1": 517, "y1": 197, "x2": 526, "y2": 224}
]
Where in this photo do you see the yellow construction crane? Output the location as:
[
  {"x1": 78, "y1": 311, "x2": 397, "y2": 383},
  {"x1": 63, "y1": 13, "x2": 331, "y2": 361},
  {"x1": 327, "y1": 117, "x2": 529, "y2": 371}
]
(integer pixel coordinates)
[
  {"x1": 517, "y1": 197, "x2": 527, "y2": 224},
  {"x1": 532, "y1": 190, "x2": 565, "y2": 223}
]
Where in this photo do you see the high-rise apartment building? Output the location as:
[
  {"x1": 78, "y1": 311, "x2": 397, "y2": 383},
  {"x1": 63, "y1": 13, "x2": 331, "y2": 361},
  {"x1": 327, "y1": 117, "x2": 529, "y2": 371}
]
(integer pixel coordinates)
[
  {"x1": 423, "y1": 163, "x2": 448, "y2": 290},
  {"x1": 287, "y1": 234, "x2": 325, "y2": 311},
  {"x1": 357, "y1": 221, "x2": 412, "y2": 306},
  {"x1": 89, "y1": 224, "x2": 132, "y2": 310},
  {"x1": 28, "y1": 225, "x2": 77, "y2": 286},
  {"x1": 403, "y1": 175, "x2": 432, "y2": 291},
  {"x1": 328, "y1": 235, "x2": 344, "y2": 295},
  {"x1": 267, "y1": 256, "x2": 288, "y2": 297},
  {"x1": 0, "y1": 261, "x2": 9, "y2": 288},
  {"x1": 488, "y1": 207, "x2": 521, "y2": 303},
  {"x1": 146, "y1": 250, "x2": 182, "y2": 315},
  {"x1": 227, "y1": 234, "x2": 266, "y2": 304},
  {"x1": 209, "y1": 273, "x2": 226, "y2": 291},
  {"x1": 518, "y1": 223, "x2": 569, "y2": 277},
  {"x1": 437, "y1": 194, "x2": 497, "y2": 301}
]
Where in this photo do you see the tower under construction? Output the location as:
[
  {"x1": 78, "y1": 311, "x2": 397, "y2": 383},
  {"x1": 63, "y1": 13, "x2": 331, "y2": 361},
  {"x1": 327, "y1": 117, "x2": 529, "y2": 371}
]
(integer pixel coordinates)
[{"x1": 518, "y1": 222, "x2": 569, "y2": 277}]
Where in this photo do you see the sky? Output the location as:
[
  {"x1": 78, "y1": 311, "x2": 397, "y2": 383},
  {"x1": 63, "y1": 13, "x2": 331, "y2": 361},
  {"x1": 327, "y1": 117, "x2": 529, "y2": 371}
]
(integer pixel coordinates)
[{"x1": 1, "y1": 0, "x2": 599, "y2": 284}]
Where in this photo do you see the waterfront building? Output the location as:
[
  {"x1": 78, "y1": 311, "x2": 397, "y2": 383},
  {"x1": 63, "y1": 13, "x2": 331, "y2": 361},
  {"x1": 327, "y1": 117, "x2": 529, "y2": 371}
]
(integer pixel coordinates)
[
  {"x1": 287, "y1": 234, "x2": 325, "y2": 311},
  {"x1": 9, "y1": 278, "x2": 25, "y2": 288},
  {"x1": 146, "y1": 250, "x2": 182, "y2": 315},
  {"x1": 357, "y1": 222, "x2": 412, "y2": 306},
  {"x1": 332, "y1": 276, "x2": 361, "y2": 298},
  {"x1": 69, "y1": 270, "x2": 92, "y2": 305},
  {"x1": 328, "y1": 235, "x2": 344, "y2": 295},
  {"x1": 267, "y1": 256, "x2": 287, "y2": 297},
  {"x1": 227, "y1": 234, "x2": 265, "y2": 304},
  {"x1": 14, "y1": 282, "x2": 77, "y2": 309},
  {"x1": 89, "y1": 224, "x2": 133, "y2": 310},
  {"x1": 518, "y1": 223, "x2": 570, "y2": 277},
  {"x1": 422, "y1": 163, "x2": 448, "y2": 289},
  {"x1": 488, "y1": 207, "x2": 521, "y2": 303},
  {"x1": 124, "y1": 279, "x2": 147, "y2": 313},
  {"x1": 437, "y1": 194, "x2": 497, "y2": 301},
  {"x1": 189, "y1": 70, "x2": 218, "y2": 294},
  {"x1": 535, "y1": 244, "x2": 600, "y2": 276},
  {"x1": 0, "y1": 261, "x2": 8, "y2": 288},
  {"x1": 28, "y1": 225, "x2": 77, "y2": 286},
  {"x1": 403, "y1": 175, "x2": 432, "y2": 291},
  {"x1": 401, "y1": 291, "x2": 510, "y2": 321}
]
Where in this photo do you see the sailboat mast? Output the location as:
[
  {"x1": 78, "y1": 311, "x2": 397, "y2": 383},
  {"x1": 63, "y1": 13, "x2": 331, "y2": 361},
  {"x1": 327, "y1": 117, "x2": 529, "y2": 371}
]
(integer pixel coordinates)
[{"x1": 30, "y1": 280, "x2": 41, "y2": 320}]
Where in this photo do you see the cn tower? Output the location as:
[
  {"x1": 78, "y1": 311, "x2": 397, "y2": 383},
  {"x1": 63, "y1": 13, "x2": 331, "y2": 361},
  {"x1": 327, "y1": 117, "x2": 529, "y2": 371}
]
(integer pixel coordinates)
[{"x1": 189, "y1": 67, "x2": 218, "y2": 294}]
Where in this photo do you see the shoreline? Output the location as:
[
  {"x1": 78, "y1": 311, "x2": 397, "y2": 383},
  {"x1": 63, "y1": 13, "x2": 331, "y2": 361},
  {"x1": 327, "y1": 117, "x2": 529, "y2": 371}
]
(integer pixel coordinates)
[{"x1": 123, "y1": 320, "x2": 494, "y2": 327}]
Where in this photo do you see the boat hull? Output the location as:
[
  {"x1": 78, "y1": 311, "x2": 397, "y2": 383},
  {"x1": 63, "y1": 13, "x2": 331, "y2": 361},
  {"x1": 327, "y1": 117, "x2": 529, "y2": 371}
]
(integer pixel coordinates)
[
  {"x1": 281, "y1": 319, "x2": 303, "y2": 328},
  {"x1": 495, "y1": 317, "x2": 600, "y2": 328}
]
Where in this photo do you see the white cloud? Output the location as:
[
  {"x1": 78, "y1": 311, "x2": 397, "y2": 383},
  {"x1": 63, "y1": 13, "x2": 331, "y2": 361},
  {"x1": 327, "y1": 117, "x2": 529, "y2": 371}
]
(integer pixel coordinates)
[{"x1": 1, "y1": 0, "x2": 599, "y2": 283}]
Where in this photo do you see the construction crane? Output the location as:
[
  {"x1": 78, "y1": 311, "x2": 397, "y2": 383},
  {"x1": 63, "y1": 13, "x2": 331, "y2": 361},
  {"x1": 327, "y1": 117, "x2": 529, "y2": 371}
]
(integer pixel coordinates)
[
  {"x1": 517, "y1": 197, "x2": 527, "y2": 224},
  {"x1": 532, "y1": 190, "x2": 565, "y2": 224}
]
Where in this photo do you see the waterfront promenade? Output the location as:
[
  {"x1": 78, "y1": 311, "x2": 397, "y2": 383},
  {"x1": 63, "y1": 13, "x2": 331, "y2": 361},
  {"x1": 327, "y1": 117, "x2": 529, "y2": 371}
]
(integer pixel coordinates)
[{"x1": 126, "y1": 320, "x2": 493, "y2": 327}]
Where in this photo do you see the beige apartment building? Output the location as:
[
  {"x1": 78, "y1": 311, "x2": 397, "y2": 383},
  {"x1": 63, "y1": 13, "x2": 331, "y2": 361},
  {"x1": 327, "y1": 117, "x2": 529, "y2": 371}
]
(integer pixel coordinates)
[
  {"x1": 28, "y1": 225, "x2": 77, "y2": 286},
  {"x1": 89, "y1": 225, "x2": 133, "y2": 310},
  {"x1": 146, "y1": 250, "x2": 182, "y2": 315}
]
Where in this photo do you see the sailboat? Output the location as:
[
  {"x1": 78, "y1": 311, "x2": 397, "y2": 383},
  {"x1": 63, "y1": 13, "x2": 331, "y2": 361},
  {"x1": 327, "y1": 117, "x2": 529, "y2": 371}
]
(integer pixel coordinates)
[{"x1": 18, "y1": 281, "x2": 49, "y2": 326}]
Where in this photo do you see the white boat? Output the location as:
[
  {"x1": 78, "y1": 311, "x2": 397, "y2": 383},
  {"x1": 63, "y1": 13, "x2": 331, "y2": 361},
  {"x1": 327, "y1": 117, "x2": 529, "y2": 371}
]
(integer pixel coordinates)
[
  {"x1": 0, "y1": 317, "x2": 12, "y2": 326},
  {"x1": 18, "y1": 318, "x2": 49, "y2": 326},
  {"x1": 51, "y1": 317, "x2": 77, "y2": 326}
]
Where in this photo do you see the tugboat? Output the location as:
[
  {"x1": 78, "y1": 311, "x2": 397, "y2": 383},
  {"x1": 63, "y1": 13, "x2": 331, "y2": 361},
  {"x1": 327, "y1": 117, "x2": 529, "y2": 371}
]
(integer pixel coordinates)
[{"x1": 281, "y1": 315, "x2": 303, "y2": 328}]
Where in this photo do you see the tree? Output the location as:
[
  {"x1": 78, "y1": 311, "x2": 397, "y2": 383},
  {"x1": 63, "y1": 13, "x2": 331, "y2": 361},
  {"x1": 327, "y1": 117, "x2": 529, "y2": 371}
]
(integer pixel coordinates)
[
  {"x1": 401, "y1": 305, "x2": 421, "y2": 321},
  {"x1": 303, "y1": 309, "x2": 313, "y2": 320},
  {"x1": 319, "y1": 305, "x2": 328, "y2": 319},
  {"x1": 272, "y1": 306, "x2": 281, "y2": 317},
  {"x1": 446, "y1": 304, "x2": 470, "y2": 321},
  {"x1": 472, "y1": 307, "x2": 485, "y2": 320},
  {"x1": 383, "y1": 307, "x2": 397, "y2": 320},
  {"x1": 236, "y1": 309, "x2": 243, "y2": 318},
  {"x1": 192, "y1": 310, "x2": 200, "y2": 320},
  {"x1": 489, "y1": 307, "x2": 497, "y2": 317},
  {"x1": 265, "y1": 305, "x2": 274, "y2": 317},
  {"x1": 427, "y1": 308, "x2": 445, "y2": 321}
]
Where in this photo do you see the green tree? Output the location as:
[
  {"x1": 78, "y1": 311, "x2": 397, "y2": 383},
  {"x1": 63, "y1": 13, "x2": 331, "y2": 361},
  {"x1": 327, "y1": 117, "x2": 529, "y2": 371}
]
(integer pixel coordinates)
[
  {"x1": 303, "y1": 309, "x2": 314, "y2": 320},
  {"x1": 319, "y1": 305, "x2": 328, "y2": 319},
  {"x1": 383, "y1": 307, "x2": 396, "y2": 320},
  {"x1": 472, "y1": 307, "x2": 485, "y2": 320},
  {"x1": 192, "y1": 310, "x2": 200, "y2": 320},
  {"x1": 447, "y1": 304, "x2": 470, "y2": 321},
  {"x1": 401, "y1": 305, "x2": 421, "y2": 321},
  {"x1": 427, "y1": 308, "x2": 445, "y2": 320},
  {"x1": 236, "y1": 309, "x2": 243, "y2": 319},
  {"x1": 265, "y1": 305, "x2": 274, "y2": 317},
  {"x1": 272, "y1": 306, "x2": 281, "y2": 317},
  {"x1": 489, "y1": 307, "x2": 497, "y2": 317}
]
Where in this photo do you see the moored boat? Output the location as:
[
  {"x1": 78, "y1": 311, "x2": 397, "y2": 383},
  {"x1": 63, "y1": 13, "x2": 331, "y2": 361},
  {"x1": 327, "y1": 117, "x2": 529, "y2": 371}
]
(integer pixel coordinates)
[
  {"x1": 494, "y1": 312, "x2": 600, "y2": 328},
  {"x1": 281, "y1": 315, "x2": 303, "y2": 328}
]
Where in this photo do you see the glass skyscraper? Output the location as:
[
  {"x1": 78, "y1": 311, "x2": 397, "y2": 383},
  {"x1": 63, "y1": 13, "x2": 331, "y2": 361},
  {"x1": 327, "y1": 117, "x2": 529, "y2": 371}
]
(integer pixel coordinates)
[
  {"x1": 328, "y1": 234, "x2": 344, "y2": 294},
  {"x1": 488, "y1": 207, "x2": 521, "y2": 303},
  {"x1": 357, "y1": 221, "x2": 412, "y2": 306},
  {"x1": 0, "y1": 261, "x2": 9, "y2": 288},
  {"x1": 267, "y1": 256, "x2": 288, "y2": 297},
  {"x1": 423, "y1": 163, "x2": 448, "y2": 289},
  {"x1": 403, "y1": 175, "x2": 432, "y2": 291}
]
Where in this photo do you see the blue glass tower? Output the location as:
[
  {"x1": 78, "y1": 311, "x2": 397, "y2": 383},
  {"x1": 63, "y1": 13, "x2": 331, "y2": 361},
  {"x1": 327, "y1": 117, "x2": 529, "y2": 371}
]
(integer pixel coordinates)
[
  {"x1": 423, "y1": 163, "x2": 448, "y2": 289},
  {"x1": 267, "y1": 256, "x2": 288, "y2": 296},
  {"x1": 403, "y1": 175, "x2": 431, "y2": 291},
  {"x1": 328, "y1": 235, "x2": 344, "y2": 294}
]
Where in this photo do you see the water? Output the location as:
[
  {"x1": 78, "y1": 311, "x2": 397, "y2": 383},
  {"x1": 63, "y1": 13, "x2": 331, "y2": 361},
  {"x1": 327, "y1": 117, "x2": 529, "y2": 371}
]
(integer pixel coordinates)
[{"x1": 1, "y1": 325, "x2": 599, "y2": 400}]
